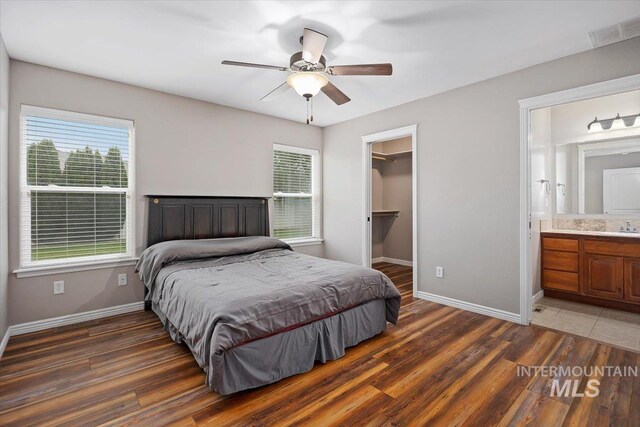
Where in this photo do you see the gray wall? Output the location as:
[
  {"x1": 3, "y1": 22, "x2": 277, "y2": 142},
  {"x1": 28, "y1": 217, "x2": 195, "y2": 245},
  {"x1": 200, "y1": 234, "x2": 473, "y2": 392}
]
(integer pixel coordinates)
[
  {"x1": 585, "y1": 151, "x2": 640, "y2": 214},
  {"x1": 381, "y1": 155, "x2": 412, "y2": 261},
  {"x1": 0, "y1": 35, "x2": 9, "y2": 340},
  {"x1": 371, "y1": 155, "x2": 413, "y2": 262},
  {"x1": 323, "y1": 37, "x2": 640, "y2": 315},
  {"x1": 371, "y1": 139, "x2": 413, "y2": 262},
  {"x1": 8, "y1": 60, "x2": 323, "y2": 326},
  {"x1": 371, "y1": 157, "x2": 384, "y2": 259}
]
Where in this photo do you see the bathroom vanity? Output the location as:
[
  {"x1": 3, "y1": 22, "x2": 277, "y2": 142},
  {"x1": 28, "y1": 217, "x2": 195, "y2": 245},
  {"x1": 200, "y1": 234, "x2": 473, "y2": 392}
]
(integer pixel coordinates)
[{"x1": 541, "y1": 230, "x2": 640, "y2": 312}]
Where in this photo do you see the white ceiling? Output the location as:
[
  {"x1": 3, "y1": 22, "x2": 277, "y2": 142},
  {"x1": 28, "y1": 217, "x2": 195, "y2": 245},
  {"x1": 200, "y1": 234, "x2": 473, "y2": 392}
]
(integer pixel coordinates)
[{"x1": 1, "y1": 1, "x2": 639, "y2": 127}]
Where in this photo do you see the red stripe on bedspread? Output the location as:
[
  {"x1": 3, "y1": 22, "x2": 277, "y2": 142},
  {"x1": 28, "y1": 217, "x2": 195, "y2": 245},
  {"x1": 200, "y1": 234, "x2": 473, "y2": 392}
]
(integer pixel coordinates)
[{"x1": 229, "y1": 300, "x2": 373, "y2": 350}]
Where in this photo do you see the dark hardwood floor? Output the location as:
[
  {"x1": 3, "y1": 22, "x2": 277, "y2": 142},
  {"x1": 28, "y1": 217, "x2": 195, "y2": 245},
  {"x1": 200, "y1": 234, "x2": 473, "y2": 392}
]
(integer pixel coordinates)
[{"x1": 1, "y1": 263, "x2": 638, "y2": 426}]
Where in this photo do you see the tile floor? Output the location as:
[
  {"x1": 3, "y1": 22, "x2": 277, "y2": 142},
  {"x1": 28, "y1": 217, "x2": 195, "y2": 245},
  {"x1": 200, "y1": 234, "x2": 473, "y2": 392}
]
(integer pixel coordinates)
[{"x1": 532, "y1": 296, "x2": 640, "y2": 352}]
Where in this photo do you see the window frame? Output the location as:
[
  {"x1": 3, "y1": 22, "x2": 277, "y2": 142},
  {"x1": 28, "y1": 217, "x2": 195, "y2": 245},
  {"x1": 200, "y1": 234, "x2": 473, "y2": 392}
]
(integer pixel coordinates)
[
  {"x1": 272, "y1": 143, "x2": 322, "y2": 245},
  {"x1": 16, "y1": 105, "x2": 136, "y2": 275}
]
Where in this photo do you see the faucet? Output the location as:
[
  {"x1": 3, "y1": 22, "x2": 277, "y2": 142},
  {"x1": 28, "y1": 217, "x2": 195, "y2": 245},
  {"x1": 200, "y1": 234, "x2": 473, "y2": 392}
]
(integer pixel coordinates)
[{"x1": 620, "y1": 220, "x2": 639, "y2": 233}]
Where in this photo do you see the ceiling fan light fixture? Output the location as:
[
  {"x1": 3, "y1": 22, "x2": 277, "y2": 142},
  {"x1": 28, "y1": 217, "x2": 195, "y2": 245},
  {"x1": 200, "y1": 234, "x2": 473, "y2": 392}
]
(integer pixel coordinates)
[
  {"x1": 221, "y1": 27, "x2": 392, "y2": 123},
  {"x1": 286, "y1": 72, "x2": 328, "y2": 97}
]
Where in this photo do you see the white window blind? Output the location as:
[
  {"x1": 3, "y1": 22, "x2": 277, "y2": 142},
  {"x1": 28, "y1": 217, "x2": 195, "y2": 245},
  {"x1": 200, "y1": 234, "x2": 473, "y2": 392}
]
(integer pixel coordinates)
[
  {"x1": 19, "y1": 105, "x2": 135, "y2": 268},
  {"x1": 273, "y1": 144, "x2": 320, "y2": 242}
]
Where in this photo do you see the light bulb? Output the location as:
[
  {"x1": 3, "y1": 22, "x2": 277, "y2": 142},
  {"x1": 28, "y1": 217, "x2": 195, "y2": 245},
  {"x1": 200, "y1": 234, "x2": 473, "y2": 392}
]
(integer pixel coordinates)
[
  {"x1": 610, "y1": 114, "x2": 625, "y2": 130},
  {"x1": 286, "y1": 72, "x2": 329, "y2": 97},
  {"x1": 587, "y1": 117, "x2": 602, "y2": 133}
]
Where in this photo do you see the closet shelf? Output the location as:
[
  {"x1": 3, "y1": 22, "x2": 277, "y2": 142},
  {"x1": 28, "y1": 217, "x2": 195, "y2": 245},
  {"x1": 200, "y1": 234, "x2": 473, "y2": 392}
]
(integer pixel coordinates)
[
  {"x1": 371, "y1": 150, "x2": 412, "y2": 161},
  {"x1": 372, "y1": 210, "x2": 400, "y2": 217}
]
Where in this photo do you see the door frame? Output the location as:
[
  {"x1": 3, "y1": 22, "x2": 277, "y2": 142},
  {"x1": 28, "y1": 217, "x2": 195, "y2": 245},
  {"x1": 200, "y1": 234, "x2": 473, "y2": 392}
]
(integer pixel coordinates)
[
  {"x1": 361, "y1": 124, "x2": 418, "y2": 297},
  {"x1": 518, "y1": 73, "x2": 640, "y2": 325}
]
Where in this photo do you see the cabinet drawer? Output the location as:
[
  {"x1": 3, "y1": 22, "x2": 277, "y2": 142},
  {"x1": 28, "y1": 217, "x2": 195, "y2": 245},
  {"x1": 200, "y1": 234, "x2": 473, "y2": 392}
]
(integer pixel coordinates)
[
  {"x1": 543, "y1": 250, "x2": 578, "y2": 272},
  {"x1": 543, "y1": 237, "x2": 578, "y2": 252},
  {"x1": 584, "y1": 240, "x2": 640, "y2": 257},
  {"x1": 543, "y1": 269, "x2": 579, "y2": 293}
]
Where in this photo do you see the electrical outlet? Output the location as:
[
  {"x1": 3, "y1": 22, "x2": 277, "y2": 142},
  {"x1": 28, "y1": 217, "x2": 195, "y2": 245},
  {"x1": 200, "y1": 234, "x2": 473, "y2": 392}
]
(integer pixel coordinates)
[
  {"x1": 118, "y1": 273, "x2": 128, "y2": 287},
  {"x1": 436, "y1": 266, "x2": 444, "y2": 278},
  {"x1": 53, "y1": 280, "x2": 64, "y2": 295}
]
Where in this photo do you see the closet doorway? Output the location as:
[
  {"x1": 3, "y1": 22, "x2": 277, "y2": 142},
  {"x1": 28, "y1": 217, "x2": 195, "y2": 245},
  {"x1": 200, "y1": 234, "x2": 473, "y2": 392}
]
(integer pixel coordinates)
[{"x1": 362, "y1": 125, "x2": 418, "y2": 298}]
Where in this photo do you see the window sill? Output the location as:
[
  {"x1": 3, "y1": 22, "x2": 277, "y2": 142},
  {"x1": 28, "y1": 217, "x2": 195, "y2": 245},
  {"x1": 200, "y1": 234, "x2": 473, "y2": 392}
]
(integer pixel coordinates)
[
  {"x1": 13, "y1": 257, "x2": 139, "y2": 278},
  {"x1": 285, "y1": 238, "x2": 324, "y2": 248}
]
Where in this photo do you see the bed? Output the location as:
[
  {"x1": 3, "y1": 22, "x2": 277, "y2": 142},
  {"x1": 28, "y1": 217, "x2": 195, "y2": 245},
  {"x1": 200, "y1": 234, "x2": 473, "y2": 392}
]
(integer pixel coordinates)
[{"x1": 137, "y1": 196, "x2": 401, "y2": 395}]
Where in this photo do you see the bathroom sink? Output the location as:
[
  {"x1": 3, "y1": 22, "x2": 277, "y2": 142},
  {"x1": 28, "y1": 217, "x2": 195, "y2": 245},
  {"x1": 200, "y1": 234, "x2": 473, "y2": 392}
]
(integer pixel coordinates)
[{"x1": 547, "y1": 229, "x2": 640, "y2": 238}]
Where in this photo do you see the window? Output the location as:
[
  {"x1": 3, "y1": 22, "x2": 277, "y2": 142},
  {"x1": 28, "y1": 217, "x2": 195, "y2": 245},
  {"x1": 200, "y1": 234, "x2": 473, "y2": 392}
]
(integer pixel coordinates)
[
  {"x1": 273, "y1": 144, "x2": 320, "y2": 243},
  {"x1": 19, "y1": 105, "x2": 135, "y2": 269}
]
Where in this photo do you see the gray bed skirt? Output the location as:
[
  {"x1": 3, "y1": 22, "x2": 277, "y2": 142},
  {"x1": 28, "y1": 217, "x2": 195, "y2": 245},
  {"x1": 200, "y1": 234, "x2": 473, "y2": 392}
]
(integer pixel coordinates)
[{"x1": 154, "y1": 298, "x2": 388, "y2": 395}]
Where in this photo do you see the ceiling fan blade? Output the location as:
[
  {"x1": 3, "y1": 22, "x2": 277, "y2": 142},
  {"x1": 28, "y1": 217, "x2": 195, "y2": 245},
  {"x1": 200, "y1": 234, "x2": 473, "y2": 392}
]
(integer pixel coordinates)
[
  {"x1": 260, "y1": 82, "x2": 291, "y2": 102},
  {"x1": 321, "y1": 81, "x2": 350, "y2": 105},
  {"x1": 221, "y1": 60, "x2": 288, "y2": 71},
  {"x1": 302, "y1": 28, "x2": 328, "y2": 64},
  {"x1": 326, "y1": 63, "x2": 393, "y2": 76}
]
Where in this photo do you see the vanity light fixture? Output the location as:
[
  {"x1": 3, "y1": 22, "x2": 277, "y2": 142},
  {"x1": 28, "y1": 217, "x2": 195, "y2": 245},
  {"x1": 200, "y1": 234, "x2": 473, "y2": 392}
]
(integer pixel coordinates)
[{"x1": 587, "y1": 113, "x2": 640, "y2": 133}]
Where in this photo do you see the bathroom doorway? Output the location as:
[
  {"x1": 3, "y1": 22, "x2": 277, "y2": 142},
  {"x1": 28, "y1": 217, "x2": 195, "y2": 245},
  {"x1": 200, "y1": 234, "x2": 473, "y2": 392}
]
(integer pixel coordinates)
[
  {"x1": 519, "y1": 74, "x2": 640, "y2": 332},
  {"x1": 526, "y1": 89, "x2": 640, "y2": 351}
]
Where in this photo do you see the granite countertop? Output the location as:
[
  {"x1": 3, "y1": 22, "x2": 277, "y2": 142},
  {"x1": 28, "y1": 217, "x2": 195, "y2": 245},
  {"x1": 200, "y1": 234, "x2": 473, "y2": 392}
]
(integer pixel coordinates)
[{"x1": 542, "y1": 229, "x2": 640, "y2": 239}]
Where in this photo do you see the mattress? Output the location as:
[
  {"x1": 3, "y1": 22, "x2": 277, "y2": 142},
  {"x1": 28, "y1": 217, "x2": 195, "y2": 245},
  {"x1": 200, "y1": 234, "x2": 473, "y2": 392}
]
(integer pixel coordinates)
[{"x1": 136, "y1": 236, "x2": 401, "y2": 394}]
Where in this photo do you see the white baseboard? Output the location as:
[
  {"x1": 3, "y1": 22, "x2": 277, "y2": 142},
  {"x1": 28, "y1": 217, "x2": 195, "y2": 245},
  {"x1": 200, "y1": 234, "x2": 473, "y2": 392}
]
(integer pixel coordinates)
[
  {"x1": 0, "y1": 327, "x2": 10, "y2": 359},
  {"x1": 532, "y1": 290, "x2": 544, "y2": 305},
  {"x1": 416, "y1": 291, "x2": 521, "y2": 324},
  {"x1": 8, "y1": 301, "x2": 145, "y2": 337},
  {"x1": 371, "y1": 257, "x2": 413, "y2": 267}
]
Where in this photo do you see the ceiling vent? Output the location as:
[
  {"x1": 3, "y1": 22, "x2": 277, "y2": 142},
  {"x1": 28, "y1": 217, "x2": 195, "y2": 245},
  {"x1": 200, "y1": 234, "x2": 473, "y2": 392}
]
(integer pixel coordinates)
[{"x1": 589, "y1": 17, "x2": 640, "y2": 48}]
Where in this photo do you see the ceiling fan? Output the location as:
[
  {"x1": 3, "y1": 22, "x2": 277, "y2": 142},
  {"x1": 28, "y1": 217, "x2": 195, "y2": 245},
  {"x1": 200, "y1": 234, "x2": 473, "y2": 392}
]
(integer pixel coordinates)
[{"x1": 222, "y1": 28, "x2": 393, "y2": 123}]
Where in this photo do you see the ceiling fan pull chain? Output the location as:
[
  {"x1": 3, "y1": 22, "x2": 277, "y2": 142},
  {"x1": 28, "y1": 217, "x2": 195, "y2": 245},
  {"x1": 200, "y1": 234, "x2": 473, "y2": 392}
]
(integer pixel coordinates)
[
  {"x1": 306, "y1": 97, "x2": 309, "y2": 124},
  {"x1": 310, "y1": 97, "x2": 314, "y2": 123}
]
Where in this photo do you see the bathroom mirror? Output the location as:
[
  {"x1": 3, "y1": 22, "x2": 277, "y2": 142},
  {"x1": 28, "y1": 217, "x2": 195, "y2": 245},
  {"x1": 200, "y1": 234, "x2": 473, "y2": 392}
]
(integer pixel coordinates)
[{"x1": 555, "y1": 137, "x2": 640, "y2": 215}]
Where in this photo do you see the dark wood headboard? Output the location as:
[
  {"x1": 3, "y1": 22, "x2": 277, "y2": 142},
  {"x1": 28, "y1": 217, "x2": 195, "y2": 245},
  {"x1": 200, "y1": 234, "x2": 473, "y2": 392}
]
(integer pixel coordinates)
[{"x1": 146, "y1": 195, "x2": 270, "y2": 247}]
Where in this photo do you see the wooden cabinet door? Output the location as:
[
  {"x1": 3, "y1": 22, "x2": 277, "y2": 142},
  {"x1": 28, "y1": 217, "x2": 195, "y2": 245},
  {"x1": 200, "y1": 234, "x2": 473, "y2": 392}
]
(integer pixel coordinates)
[
  {"x1": 624, "y1": 258, "x2": 640, "y2": 303},
  {"x1": 584, "y1": 254, "x2": 624, "y2": 300}
]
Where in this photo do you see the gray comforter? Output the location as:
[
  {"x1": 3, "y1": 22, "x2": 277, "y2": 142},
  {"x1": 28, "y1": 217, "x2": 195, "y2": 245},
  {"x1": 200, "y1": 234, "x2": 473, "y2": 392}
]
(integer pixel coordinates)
[{"x1": 136, "y1": 236, "x2": 400, "y2": 392}]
